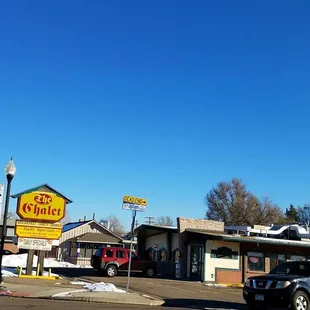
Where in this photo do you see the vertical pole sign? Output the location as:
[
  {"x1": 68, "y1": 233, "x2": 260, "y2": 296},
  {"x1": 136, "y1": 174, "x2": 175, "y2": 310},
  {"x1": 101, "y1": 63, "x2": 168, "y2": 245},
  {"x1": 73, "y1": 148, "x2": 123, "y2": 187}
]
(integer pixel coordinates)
[
  {"x1": 122, "y1": 195, "x2": 147, "y2": 293},
  {"x1": 15, "y1": 192, "x2": 66, "y2": 275}
]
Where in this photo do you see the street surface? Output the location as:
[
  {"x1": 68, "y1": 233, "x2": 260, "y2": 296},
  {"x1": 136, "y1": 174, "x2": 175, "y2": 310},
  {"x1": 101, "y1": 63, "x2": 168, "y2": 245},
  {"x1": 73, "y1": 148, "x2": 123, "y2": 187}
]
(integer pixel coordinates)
[{"x1": 49, "y1": 267, "x2": 246, "y2": 309}]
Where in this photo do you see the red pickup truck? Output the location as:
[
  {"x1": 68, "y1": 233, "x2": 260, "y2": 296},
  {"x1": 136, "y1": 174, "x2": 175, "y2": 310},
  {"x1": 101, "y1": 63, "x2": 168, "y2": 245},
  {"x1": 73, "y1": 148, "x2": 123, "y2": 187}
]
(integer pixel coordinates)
[{"x1": 91, "y1": 247, "x2": 157, "y2": 278}]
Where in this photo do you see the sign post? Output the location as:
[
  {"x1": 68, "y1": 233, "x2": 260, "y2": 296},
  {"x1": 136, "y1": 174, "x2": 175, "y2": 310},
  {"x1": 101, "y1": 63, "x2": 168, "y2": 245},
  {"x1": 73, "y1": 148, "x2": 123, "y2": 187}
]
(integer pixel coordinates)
[{"x1": 122, "y1": 195, "x2": 147, "y2": 293}]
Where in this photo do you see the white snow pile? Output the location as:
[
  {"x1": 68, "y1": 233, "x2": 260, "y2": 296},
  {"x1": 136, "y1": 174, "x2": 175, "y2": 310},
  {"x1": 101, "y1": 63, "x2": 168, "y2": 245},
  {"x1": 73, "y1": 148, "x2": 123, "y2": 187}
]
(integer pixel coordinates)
[
  {"x1": 2, "y1": 254, "x2": 78, "y2": 268},
  {"x1": 52, "y1": 282, "x2": 125, "y2": 297},
  {"x1": 84, "y1": 282, "x2": 125, "y2": 293},
  {"x1": 205, "y1": 283, "x2": 227, "y2": 287},
  {"x1": 1, "y1": 268, "x2": 18, "y2": 277}
]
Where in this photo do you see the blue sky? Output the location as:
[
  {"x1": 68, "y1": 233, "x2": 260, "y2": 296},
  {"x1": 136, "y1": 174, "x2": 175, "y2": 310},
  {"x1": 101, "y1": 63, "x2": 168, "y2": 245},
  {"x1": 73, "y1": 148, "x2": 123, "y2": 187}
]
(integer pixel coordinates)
[{"x1": 1, "y1": 1, "x2": 310, "y2": 229}]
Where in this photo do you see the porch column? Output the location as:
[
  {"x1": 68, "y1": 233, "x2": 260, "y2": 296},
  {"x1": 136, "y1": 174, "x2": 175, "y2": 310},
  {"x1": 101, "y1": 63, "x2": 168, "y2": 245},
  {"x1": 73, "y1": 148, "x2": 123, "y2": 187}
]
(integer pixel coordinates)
[
  {"x1": 241, "y1": 244, "x2": 246, "y2": 283},
  {"x1": 77, "y1": 242, "x2": 81, "y2": 257},
  {"x1": 167, "y1": 232, "x2": 172, "y2": 262}
]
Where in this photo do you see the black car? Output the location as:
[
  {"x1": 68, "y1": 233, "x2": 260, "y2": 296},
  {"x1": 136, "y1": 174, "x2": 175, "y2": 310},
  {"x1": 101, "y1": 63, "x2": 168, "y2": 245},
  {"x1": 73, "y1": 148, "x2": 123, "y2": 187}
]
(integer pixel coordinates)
[{"x1": 243, "y1": 261, "x2": 310, "y2": 309}]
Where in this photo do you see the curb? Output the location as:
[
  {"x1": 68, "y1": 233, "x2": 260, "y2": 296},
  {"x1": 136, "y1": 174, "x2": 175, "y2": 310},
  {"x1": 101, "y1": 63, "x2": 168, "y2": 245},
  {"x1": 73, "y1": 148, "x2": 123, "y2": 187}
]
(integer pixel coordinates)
[
  {"x1": 225, "y1": 284, "x2": 244, "y2": 288},
  {"x1": 50, "y1": 295, "x2": 165, "y2": 306},
  {"x1": 2, "y1": 293, "x2": 165, "y2": 307}
]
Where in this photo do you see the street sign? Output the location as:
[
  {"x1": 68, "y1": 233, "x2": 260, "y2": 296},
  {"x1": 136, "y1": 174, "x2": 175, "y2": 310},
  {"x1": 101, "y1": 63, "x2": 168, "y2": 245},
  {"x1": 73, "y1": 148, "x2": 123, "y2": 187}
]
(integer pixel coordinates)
[
  {"x1": 18, "y1": 238, "x2": 52, "y2": 251},
  {"x1": 15, "y1": 220, "x2": 63, "y2": 240},
  {"x1": 122, "y1": 195, "x2": 147, "y2": 212},
  {"x1": 122, "y1": 195, "x2": 148, "y2": 293},
  {"x1": 16, "y1": 192, "x2": 66, "y2": 222}
]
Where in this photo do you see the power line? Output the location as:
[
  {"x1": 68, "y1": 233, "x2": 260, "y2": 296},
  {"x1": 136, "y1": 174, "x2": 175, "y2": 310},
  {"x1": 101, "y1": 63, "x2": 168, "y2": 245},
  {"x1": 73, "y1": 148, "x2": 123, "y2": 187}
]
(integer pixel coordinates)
[{"x1": 145, "y1": 216, "x2": 155, "y2": 225}]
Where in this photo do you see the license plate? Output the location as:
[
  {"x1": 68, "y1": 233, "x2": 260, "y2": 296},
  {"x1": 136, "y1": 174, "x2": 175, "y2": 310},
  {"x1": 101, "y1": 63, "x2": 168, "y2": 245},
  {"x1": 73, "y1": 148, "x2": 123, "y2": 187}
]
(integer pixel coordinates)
[{"x1": 255, "y1": 294, "x2": 264, "y2": 301}]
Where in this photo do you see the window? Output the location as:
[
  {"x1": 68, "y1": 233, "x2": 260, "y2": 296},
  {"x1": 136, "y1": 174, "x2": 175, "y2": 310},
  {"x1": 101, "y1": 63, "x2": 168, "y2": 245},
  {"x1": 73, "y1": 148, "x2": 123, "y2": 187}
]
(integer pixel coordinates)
[
  {"x1": 290, "y1": 255, "x2": 306, "y2": 261},
  {"x1": 131, "y1": 251, "x2": 138, "y2": 259},
  {"x1": 270, "y1": 262, "x2": 310, "y2": 276},
  {"x1": 248, "y1": 252, "x2": 264, "y2": 271},
  {"x1": 105, "y1": 249, "x2": 114, "y2": 258},
  {"x1": 6, "y1": 227, "x2": 15, "y2": 237},
  {"x1": 95, "y1": 248, "x2": 103, "y2": 256},
  {"x1": 211, "y1": 247, "x2": 238, "y2": 260},
  {"x1": 116, "y1": 250, "x2": 126, "y2": 259},
  {"x1": 270, "y1": 253, "x2": 286, "y2": 271}
]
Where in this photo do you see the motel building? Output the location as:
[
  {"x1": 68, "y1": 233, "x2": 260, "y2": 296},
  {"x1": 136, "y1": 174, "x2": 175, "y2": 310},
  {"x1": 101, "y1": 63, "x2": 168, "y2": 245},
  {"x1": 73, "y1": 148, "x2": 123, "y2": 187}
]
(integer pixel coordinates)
[{"x1": 135, "y1": 218, "x2": 310, "y2": 284}]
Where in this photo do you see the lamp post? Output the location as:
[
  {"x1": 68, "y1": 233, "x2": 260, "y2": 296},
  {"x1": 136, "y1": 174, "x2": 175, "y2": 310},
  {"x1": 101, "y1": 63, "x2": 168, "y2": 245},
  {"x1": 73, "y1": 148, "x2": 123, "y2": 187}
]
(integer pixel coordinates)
[{"x1": 0, "y1": 157, "x2": 16, "y2": 284}]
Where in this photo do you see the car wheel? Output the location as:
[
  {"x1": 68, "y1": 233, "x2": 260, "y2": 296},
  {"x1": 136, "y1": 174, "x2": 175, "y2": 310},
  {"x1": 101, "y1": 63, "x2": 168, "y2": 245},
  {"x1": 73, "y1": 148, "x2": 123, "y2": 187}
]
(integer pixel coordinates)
[
  {"x1": 106, "y1": 265, "x2": 117, "y2": 277},
  {"x1": 145, "y1": 267, "x2": 156, "y2": 278},
  {"x1": 291, "y1": 291, "x2": 310, "y2": 310}
]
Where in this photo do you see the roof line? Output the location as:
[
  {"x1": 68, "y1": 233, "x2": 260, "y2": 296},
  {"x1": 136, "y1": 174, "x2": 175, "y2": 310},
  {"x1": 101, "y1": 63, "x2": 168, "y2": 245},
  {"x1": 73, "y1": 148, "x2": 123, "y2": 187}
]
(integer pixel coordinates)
[
  {"x1": 11, "y1": 183, "x2": 73, "y2": 204},
  {"x1": 94, "y1": 220, "x2": 124, "y2": 240},
  {"x1": 62, "y1": 219, "x2": 123, "y2": 241}
]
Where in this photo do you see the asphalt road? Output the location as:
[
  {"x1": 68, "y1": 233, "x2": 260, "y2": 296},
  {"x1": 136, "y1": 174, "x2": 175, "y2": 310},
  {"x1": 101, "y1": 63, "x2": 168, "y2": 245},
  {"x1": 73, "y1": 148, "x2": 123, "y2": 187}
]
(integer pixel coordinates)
[
  {"x1": 0, "y1": 298, "x2": 191, "y2": 310},
  {"x1": 49, "y1": 267, "x2": 246, "y2": 309}
]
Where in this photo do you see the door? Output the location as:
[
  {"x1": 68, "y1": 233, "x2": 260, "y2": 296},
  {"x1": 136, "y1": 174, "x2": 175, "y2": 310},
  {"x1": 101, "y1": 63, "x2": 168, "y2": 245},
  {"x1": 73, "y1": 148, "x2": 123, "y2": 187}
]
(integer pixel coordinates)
[
  {"x1": 189, "y1": 245, "x2": 204, "y2": 281},
  {"x1": 117, "y1": 249, "x2": 129, "y2": 271}
]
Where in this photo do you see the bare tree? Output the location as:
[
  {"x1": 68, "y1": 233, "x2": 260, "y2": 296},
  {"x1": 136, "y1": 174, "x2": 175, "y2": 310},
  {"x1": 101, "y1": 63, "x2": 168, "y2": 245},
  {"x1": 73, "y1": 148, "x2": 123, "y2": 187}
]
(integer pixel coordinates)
[
  {"x1": 1, "y1": 212, "x2": 18, "y2": 220},
  {"x1": 297, "y1": 204, "x2": 310, "y2": 226},
  {"x1": 61, "y1": 211, "x2": 71, "y2": 224},
  {"x1": 156, "y1": 216, "x2": 175, "y2": 227},
  {"x1": 205, "y1": 178, "x2": 285, "y2": 226},
  {"x1": 106, "y1": 215, "x2": 125, "y2": 236}
]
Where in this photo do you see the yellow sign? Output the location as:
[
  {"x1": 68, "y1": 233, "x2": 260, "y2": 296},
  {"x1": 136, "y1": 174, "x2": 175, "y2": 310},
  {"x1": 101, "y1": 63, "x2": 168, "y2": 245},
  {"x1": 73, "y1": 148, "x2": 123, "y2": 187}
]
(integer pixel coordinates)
[
  {"x1": 15, "y1": 220, "x2": 63, "y2": 240},
  {"x1": 123, "y1": 195, "x2": 147, "y2": 206},
  {"x1": 17, "y1": 192, "x2": 66, "y2": 222}
]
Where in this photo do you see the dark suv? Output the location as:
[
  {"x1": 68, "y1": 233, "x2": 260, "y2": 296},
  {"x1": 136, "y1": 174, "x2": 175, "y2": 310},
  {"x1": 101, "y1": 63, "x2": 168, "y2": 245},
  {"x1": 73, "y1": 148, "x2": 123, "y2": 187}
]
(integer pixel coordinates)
[
  {"x1": 243, "y1": 261, "x2": 310, "y2": 309},
  {"x1": 91, "y1": 247, "x2": 157, "y2": 278}
]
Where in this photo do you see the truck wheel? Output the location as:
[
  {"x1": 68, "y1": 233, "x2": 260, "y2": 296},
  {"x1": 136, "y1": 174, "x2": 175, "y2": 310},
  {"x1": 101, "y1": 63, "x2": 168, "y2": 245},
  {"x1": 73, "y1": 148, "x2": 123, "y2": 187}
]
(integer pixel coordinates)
[
  {"x1": 291, "y1": 291, "x2": 310, "y2": 310},
  {"x1": 106, "y1": 265, "x2": 117, "y2": 277},
  {"x1": 145, "y1": 267, "x2": 156, "y2": 278}
]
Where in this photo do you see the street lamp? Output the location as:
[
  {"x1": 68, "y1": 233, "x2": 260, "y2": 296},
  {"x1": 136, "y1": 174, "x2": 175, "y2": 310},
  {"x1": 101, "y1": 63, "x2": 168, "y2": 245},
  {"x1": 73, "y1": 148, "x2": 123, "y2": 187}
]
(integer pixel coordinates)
[{"x1": 0, "y1": 157, "x2": 16, "y2": 284}]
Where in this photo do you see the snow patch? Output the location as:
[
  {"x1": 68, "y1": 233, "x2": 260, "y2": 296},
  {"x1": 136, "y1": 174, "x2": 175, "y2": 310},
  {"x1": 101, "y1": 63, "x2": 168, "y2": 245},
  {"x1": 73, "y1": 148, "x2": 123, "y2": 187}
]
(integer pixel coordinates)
[
  {"x1": 1, "y1": 267, "x2": 59, "y2": 278},
  {"x1": 84, "y1": 282, "x2": 125, "y2": 293},
  {"x1": 2, "y1": 254, "x2": 81, "y2": 268},
  {"x1": 1, "y1": 268, "x2": 18, "y2": 278},
  {"x1": 205, "y1": 283, "x2": 227, "y2": 287},
  {"x1": 52, "y1": 282, "x2": 125, "y2": 297}
]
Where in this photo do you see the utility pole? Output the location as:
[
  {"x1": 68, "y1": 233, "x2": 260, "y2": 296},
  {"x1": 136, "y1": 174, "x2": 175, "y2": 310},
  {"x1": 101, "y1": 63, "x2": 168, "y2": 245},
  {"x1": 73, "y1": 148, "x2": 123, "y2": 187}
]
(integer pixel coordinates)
[{"x1": 145, "y1": 216, "x2": 155, "y2": 225}]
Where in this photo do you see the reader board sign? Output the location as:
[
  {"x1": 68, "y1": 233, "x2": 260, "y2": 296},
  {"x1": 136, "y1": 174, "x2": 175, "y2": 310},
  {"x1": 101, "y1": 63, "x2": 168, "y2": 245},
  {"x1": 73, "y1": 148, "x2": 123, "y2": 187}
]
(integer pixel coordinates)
[
  {"x1": 122, "y1": 195, "x2": 147, "y2": 212},
  {"x1": 15, "y1": 220, "x2": 63, "y2": 240},
  {"x1": 18, "y1": 238, "x2": 52, "y2": 251}
]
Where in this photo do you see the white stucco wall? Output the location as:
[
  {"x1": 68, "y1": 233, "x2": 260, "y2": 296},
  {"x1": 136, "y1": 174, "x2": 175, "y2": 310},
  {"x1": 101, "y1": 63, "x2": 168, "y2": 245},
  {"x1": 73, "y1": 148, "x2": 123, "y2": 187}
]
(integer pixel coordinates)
[
  {"x1": 171, "y1": 233, "x2": 179, "y2": 250},
  {"x1": 145, "y1": 233, "x2": 168, "y2": 249},
  {"x1": 204, "y1": 240, "x2": 240, "y2": 282}
]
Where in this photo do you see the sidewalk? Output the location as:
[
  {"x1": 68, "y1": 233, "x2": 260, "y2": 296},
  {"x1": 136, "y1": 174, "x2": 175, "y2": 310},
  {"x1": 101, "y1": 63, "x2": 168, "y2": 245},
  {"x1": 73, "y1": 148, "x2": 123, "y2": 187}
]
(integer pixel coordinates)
[{"x1": 0, "y1": 277, "x2": 164, "y2": 306}]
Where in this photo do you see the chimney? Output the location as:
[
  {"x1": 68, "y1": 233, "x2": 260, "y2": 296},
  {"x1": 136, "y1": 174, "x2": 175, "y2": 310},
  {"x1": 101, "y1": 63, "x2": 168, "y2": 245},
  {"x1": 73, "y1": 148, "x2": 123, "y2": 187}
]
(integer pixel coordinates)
[
  {"x1": 84, "y1": 216, "x2": 86, "y2": 221},
  {"x1": 93, "y1": 213, "x2": 95, "y2": 220}
]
